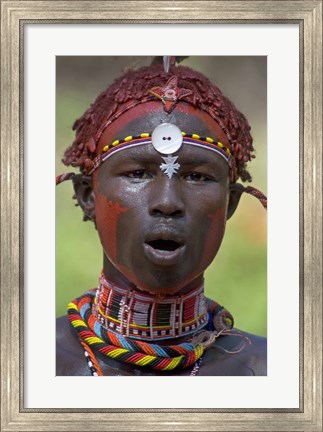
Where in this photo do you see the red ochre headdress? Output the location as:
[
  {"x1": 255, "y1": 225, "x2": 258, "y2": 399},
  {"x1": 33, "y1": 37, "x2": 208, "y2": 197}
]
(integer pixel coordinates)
[{"x1": 62, "y1": 60, "x2": 256, "y2": 183}]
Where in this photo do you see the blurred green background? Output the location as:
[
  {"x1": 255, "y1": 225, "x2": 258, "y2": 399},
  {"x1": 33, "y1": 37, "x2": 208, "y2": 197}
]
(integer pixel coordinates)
[{"x1": 56, "y1": 56, "x2": 267, "y2": 336}]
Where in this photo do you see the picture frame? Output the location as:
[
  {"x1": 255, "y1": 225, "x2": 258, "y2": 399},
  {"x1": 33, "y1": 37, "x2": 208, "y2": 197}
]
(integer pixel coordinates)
[{"x1": 1, "y1": 1, "x2": 322, "y2": 431}]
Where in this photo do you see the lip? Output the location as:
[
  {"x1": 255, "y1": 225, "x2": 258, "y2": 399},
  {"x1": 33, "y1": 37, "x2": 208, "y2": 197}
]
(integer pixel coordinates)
[
  {"x1": 143, "y1": 242, "x2": 186, "y2": 266},
  {"x1": 144, "y1": 225, "x2": 186, "y2": 244},
  {"x1": 143, "y1": 226, "x2": 186, "y2": 266}
]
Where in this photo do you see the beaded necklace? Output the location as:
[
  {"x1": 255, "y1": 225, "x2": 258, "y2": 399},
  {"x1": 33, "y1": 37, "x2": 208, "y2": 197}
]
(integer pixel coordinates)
[
  {"x1": 68, "y1": 277, "x2": 237, "y2": 376},
  {"x1": 93, "y1": 274, "x2": 208, "y2": 341}
]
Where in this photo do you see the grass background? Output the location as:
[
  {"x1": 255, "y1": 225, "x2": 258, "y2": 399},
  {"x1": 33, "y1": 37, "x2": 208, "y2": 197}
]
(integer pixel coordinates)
[{"x1": 56, "y1": 56, "x2": 267, "y2": 337}]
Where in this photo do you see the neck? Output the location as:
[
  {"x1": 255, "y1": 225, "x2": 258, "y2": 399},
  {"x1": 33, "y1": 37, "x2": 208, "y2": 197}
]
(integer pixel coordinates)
[
  {"x1": 103, "y1": 256, "x2": 204, "y2": 296},
  {"x1": 92, "y1": 272, "x2": 208, "y2": 341}
]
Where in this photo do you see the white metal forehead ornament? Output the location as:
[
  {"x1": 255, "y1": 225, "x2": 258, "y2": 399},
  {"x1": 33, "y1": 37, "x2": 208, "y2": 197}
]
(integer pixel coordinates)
[{"x1": 151, "y1": 123, "x2": 183, "y2": 179}]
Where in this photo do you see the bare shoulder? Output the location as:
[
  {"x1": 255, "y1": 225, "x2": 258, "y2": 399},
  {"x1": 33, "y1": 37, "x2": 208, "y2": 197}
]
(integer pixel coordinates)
[
  {"x1": 233, "y1": 329, "x2": 267, "y2": 375},
  {"x1": 204, "y1": 328, "x2": 267, "y2": 376}
]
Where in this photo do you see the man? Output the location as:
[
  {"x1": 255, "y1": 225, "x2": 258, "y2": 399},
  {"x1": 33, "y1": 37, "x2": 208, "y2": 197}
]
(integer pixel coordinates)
[{"x1": 56, "y1": 58, "x2": 267, "y2": 376}]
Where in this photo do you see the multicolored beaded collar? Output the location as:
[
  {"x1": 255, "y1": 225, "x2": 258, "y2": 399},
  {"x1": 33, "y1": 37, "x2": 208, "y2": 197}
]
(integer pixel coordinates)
[
  {"x1": 67, "y1": 278, "x2": 249, "y2": 376},
  {"x1": 92, "y1": 274, "x2": 208, "y2": 341}
]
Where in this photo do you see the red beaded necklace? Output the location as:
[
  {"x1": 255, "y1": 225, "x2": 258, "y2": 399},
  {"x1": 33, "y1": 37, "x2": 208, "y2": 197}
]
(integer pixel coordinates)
[
  {"x1": 68, "y1": 275, "x2": 240, "y2": 376},
  {"x1": 92, "y1": 274, "x2": 209, "y2": 341}
]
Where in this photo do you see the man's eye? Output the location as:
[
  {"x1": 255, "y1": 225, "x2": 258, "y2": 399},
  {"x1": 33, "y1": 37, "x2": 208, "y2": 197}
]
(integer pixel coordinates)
[
  {"x1": 183, "y1": 172, "x2": 212, "y2": 182},
  {"x1": 126, "y1": 170, "x2": 152, "y2": 180}
]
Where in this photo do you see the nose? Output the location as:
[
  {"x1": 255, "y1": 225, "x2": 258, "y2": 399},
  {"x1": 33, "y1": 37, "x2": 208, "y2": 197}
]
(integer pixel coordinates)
[{"x1": 148, "y1": 176, "x2": 185, "y2": 218}]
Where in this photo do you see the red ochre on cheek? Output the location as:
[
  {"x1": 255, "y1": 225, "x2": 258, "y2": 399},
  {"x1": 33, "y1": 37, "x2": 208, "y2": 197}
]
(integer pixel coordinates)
[{"x1": 94, "y1": 189, "x2": 128, "y2": 264}]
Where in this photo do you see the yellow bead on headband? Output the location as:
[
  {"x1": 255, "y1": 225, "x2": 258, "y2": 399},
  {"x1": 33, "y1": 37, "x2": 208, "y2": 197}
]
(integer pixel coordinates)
[
  {"x1": 56, "y1": 122, "x2": 266, "y2": 210},
  {"x1": 88, "y1": 123, "x2": 234, "y2": 180}
]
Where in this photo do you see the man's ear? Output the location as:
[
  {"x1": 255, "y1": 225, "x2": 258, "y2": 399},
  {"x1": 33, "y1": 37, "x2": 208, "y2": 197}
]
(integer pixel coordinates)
[
  {"x1": 227, "y1": 183, "x2": 245, "y2": 220},
  {"x1": 72, "y1": 174, "x2": 96, "y2": 223}
]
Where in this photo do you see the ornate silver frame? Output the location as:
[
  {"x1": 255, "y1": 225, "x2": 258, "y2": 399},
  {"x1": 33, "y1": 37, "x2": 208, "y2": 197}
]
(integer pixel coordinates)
[{"x1": 1, "y1": 1, "x2": 322, "y2": 431}]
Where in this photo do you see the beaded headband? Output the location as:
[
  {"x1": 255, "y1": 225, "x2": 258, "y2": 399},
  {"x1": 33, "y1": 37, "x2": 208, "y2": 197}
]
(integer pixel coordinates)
[
  {"x1": 56, "y1": 123, "x2": 267, "y2": 209},
  {"x1": 87, "y1": 125, "x2": 235, "y2": 180},
  {"x1": 57, "y1": 123, "x2": 236, "y2": 183}
]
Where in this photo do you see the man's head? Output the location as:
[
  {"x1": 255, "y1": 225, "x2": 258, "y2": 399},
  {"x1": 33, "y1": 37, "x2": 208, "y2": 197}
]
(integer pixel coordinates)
[{"x1": 62, "y1": 62, "x2": 255, "y2": 295}]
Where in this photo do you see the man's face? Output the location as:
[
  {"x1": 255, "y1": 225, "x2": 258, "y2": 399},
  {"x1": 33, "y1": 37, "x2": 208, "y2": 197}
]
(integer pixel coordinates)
[{"x1": 92, "y1": 103, "x2": 232, "y2": 295}]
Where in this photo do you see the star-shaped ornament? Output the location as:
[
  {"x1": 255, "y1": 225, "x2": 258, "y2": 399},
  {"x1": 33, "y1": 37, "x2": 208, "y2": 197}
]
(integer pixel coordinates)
[
  {"x1": 160, "y1": 155, "x2": 180, "y2": 179},
  {"x1": 149, "y1": 76, "x2": 192, "y2": 113}
]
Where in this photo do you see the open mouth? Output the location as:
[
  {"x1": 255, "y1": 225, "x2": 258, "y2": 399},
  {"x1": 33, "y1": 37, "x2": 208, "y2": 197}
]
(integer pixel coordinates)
[
  {"x1": 144, "y1": 238, "x2": 185, "y2": 266},
  {"x1": 147, "y1": 239, "x2": 181, "y2": 252}
]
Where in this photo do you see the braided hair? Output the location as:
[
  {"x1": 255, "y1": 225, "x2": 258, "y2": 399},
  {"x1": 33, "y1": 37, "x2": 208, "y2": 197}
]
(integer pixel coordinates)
[{"x1": 63, "y1": 63, "x2": 255, "y2": 182}]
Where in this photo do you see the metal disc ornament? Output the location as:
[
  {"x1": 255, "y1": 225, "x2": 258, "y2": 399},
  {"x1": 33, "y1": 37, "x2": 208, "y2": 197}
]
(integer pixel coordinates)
[{"x1": 151, "y1": 123, "x2": 183, "y2": 155}]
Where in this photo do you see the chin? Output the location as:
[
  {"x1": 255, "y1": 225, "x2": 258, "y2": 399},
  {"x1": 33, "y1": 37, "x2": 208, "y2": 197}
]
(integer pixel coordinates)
[
  {"x1": 135, "y1": 270, "x2": 203, "y2": 297},
  {"x1": 104, "y1": 252, "x2": 204, "y2": 296}
]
